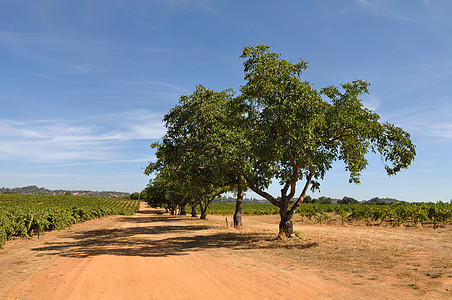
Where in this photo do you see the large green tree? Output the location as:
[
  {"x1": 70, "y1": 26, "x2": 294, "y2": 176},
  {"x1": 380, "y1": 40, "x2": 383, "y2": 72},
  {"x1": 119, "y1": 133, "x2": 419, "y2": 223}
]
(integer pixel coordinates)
[
  {"x1": 146, "y1": 86, "x2": 234, "y2": 219},
  {"x1": 238, "y1": 45, "x2": 416, "y2": 237}
]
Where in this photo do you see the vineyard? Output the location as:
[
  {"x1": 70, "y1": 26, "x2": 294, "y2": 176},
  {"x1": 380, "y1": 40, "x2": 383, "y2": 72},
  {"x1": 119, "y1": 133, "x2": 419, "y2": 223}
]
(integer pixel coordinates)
[
  {"x1": 0, "y1": 194, "x2": 140, "y2": 248},
  {"x1": 202, "y1": 202, "x2": 452, "y2": 228},
  {"x1": 2, "y1": 195, "x2": 451, "y2": 249}
]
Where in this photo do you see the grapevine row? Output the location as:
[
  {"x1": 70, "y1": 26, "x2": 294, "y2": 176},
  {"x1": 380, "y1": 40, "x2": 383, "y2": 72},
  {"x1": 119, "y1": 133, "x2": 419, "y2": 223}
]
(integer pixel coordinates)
[
  {"x1": 200, "y1": 202, "x2": 452, "y2": 228},
  {"x1": 0, "y1": 194, "x2": 140, "y2": 248}
]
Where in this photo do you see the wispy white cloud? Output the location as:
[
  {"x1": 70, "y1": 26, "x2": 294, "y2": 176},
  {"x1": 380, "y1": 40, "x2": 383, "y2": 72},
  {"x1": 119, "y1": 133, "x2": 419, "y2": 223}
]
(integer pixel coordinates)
[
  {"x1": 428, "y1": 123, "x2": 452, "y2": 139},
  {"x1": 56, "y1": 158, "x2": 155, "y2": 167},
  {"x1": 69, "y1": 63, "x2": 106, "y2": 74},
  {"x1": 362, "y1": 95, "x2": 381, "y2": 111},
  {"x1": 377, "y1": 100, "x2": 452, "y2": 142},
  {"x1": 0, "y1": 28, "x2": 173, "y2": 77},
  {"x1": 145, "y1": 80, "x2": 189, "y2": 91},
  {"x1": 356, "y1": 0, "x2": 452, "y2": 49},
  {"x1": 0, "y1": 110, "x2": 164, "y2": 163},
  {"x1": 113, "y1": 79, "x2": 188, "y2": 92},
  {"x1": 150, "y1": 0, "x2": 217, "y2": 12},
  {"x1": 356, "y1": 0, "x2": 423, "y2": 22},
  {"x1": 26, "y1": 72, "x2": 60, "y2": 80}
]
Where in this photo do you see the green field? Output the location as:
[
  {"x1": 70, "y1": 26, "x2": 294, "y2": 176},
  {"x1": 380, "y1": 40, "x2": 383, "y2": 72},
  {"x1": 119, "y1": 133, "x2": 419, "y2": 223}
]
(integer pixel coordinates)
[{"x1": 0, "y1": 194, "x2": 140, "y2": 248}]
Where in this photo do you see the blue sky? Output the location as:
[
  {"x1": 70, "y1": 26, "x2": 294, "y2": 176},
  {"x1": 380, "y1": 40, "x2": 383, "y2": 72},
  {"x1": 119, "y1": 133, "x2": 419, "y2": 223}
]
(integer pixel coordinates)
[{"x1": 0, "y1": 0, "x2": 451, "y2": 202}]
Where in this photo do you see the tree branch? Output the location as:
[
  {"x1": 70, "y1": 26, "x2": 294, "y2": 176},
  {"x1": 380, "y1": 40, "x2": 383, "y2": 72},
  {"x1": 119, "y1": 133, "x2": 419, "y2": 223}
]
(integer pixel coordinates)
[
  {"x1": 238, "y1": 167, "x2": 281, "y2": 208},
  {"x1": 325, "y1": 127, "x2": 352, "y2": 145},
  {"x1": 283, "y1": 155, "x2": 299, "y2": 201},
  {"x1": 287, "y1": 172, "x2": 313, "y2": 219}
]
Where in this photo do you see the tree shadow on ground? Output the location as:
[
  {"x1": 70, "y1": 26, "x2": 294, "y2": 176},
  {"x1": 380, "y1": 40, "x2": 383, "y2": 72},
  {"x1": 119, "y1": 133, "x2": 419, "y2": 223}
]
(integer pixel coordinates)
[
  {"x1": 31, "y1": 212, "x2": 317, "y2": 258},
  {"x1": 117, "y1": 215, "x2": 192, "y2": 224},
  {"x1": 118, "y1": 209, "x2": 205, "y2": 224}
]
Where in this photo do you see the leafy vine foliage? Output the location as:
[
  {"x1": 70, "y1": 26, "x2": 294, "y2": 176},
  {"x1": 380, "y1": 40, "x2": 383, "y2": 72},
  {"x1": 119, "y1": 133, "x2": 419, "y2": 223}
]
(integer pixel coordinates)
[
  {"x1": 0, "y1": 194, "x2": 140, "y2": 248},
  {"x1": 146, "y1": 44, "x2": 416, "y2": 237}
]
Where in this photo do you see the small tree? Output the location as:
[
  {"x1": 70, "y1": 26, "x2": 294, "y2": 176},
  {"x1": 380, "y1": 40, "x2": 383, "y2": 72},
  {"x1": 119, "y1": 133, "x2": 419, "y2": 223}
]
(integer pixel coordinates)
[
  {"x1": 142, "y1": 175, "x2": 173, "y2": 212},
  {"x1": 338, "y1": 196, "x2": 359, "y2": 204}
]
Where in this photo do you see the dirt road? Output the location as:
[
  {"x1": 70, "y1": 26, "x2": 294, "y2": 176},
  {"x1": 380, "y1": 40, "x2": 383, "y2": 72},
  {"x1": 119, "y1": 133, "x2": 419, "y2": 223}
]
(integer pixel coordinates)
[{"x1": 1, "y1": 203, "x2": 451, "y2": 299}]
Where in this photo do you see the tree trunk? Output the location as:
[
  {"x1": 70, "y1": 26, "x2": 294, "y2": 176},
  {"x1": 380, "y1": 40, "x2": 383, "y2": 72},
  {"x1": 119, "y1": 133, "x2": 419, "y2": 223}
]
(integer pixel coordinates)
[
  {"x1": 279, "y1": 219, "x2": 293, "y2": 238},
  {"x1": 179, "y1": 204, "x2": 186, "y2": 215},
  {"x1": 199, "y1": 202, "x2": 207, "y2": 219},
  {"x1": 279, "y1": 202, "x2": 293, "y2": 238},
  {"x1": 234, "y1": 184, "x2": 243, "y2": 228},
  {"x1": 190, "y1": 203, "x2": 197, "y2": 217}
]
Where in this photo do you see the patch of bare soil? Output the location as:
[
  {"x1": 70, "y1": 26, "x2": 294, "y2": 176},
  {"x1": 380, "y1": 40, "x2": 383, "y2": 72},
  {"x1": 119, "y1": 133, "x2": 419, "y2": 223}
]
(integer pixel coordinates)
[{"x1": 0, "y1": 203, "x2": 451, "y2": 299}]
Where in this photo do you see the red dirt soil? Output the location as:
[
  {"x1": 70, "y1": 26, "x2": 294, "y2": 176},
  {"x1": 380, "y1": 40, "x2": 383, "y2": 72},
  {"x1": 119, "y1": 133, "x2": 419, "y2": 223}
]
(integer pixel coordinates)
[{"x1": 1, "y1": 202, "x2": 451, "y2": 299}]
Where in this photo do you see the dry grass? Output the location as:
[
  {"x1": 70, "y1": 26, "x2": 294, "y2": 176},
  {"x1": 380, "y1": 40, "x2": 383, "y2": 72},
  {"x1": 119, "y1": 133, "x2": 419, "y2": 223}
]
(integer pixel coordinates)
[{"x1": 207, "y1": 213, "x2": 452, "y2": 297}]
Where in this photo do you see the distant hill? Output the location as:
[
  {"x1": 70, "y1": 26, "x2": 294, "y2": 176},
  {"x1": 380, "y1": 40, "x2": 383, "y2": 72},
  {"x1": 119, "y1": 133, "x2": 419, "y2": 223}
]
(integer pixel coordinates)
[{"x1": 0, "y1": 185, "x2": 130, "y2": 198}]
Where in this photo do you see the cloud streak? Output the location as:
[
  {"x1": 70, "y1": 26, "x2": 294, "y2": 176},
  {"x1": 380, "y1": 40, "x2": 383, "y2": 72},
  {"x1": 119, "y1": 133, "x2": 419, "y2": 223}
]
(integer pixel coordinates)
[
  {"x1": 377, "y1": 100, "x2": 452, "y2": 142},
  {"x1": 0, "y1": 110, "x2": 164, "y2": 163},
  {"x1": 356, "y1": 0, "x2": 420, "y2": 21},
  {"x1": 428, "y1": 123, "x2": 452, "y2": 139},
  {"x1": 113, "y1": 79, "x2": 188, "y2": 92}
]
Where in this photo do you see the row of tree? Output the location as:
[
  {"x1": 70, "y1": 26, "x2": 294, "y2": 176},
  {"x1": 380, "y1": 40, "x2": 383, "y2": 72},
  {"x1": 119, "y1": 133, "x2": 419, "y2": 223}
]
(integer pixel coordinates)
[
  {"x1": 303, "y1": 196, "x2": 400, "y2": 205},
  {"x1": 144, "y1": 44, "x2": 416, "y2": 237}
]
